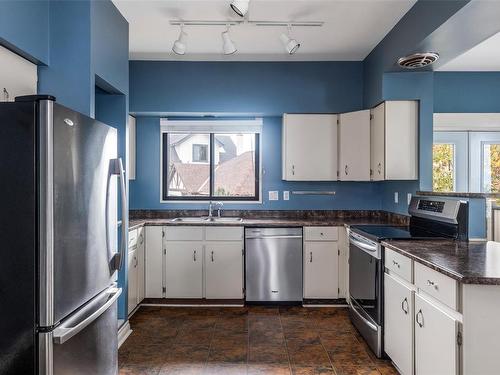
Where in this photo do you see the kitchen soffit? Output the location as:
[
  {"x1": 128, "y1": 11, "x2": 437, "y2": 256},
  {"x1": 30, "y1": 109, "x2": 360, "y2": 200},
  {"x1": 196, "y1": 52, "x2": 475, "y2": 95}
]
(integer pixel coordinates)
[{"x1": 112, "y1": 0, "x2": 416, "y2": 62}]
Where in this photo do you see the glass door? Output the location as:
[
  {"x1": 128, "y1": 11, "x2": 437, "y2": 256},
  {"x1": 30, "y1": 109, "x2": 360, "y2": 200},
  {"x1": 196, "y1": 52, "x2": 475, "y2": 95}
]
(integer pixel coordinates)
[
  {"x1": 470, "y1": 132, "x2": 500, "y2": 193},
  {"x1": 433, "y1": 132, "x2": 468, "y2": 192}
]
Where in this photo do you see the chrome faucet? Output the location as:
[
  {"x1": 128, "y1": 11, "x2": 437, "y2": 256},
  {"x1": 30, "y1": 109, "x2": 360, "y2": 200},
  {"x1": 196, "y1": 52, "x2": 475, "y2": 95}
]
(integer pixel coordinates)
[{"x1": 208, "y1": 201, "x2": 223, "y2": 218}]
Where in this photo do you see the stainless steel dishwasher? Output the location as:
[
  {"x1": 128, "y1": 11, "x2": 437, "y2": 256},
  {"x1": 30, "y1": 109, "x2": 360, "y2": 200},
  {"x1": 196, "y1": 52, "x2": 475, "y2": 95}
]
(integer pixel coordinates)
[{"x1": 245, "y1": 228, "x2": 303, "y2": 303}]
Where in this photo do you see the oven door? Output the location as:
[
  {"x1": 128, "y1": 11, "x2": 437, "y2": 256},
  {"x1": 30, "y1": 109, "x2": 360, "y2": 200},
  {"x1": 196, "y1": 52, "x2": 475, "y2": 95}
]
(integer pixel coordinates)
[{"x1": 348, "y1": 231, "x2": 383, "y2": 357}]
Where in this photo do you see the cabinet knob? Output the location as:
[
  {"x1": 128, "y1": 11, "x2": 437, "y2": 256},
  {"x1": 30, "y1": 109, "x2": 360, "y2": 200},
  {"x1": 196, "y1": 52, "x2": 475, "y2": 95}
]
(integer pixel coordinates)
[
  {"x1": 345, "y1": 165, "x2": 349, "y2": 175},
  {"x1": 193, "y1": 250, "x2": 197, "y2": 262},
  {"x1": 392, "y1": 260, "x2": 400, "y2": 268},
  {"x1": 309, "y1": 252, "x2": 313, "y2": 263},
  {"x1": 426, "y1": 279, "x2": 438, "y2": 289},
  {"x1": 377, "y1": 162, "x2": 382, "y2": 175},
  {"x1": 292, "y1": 165, "x2": 295, "y2": 176},
  {"x1": 211, "y1": 251, "x2": 214, "y2": 262}
]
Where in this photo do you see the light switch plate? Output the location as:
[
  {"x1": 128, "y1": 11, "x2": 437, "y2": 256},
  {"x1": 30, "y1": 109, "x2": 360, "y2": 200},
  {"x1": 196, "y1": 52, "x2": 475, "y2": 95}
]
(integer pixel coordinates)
[
  {"x1": 268, "y1": 191, "x2": 279, "y2": 201},
  {"x1": 394, "y1": 192, "x2": 399, "y2": 204},
  {"x1": 407, "y1": 193, "x2": 412, "y2": 205},
  {"x1": 283, "y1": 191, "x2": 289, "y2": 200}
]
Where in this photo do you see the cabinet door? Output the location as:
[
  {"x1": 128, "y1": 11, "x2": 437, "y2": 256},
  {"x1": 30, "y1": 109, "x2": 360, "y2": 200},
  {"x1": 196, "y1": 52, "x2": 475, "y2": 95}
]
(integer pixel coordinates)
[
  {"x1": 165, "y1": 241, "x2": 203, "y2": 298},
  {"x1": 205, "y1": 242, "x2": 243, "y2": 299},
  {"x1": 415, "y1": 294, "x2": 458, "y2": 375},
  {"x1": 304, "y1": 242, "x2": 339, "y2": 299},
  {"x1": 137, "y1": 227, "x2": 145, "y2": 303},
  {"x1": 282, "y1": 114, "x2": 338, "y2": 181},
  {"x1": 338, "y1": 110, "x2": 370, "y2": 181},
  {"x1": 385, "y1": 101, "x2": 418, "y2": 180},
  {"x1": 127, "y1": 249, "x2": 138, "y2": 315},
  {"x1": 145, "y1": 226, "x2": 163, "y2": 298},
  {"x1": 370, "y1": 102, "x2": 385, "y2": 181},
  {"x1": 384, "y1": 273, "x2": 413, "y2": 375}
]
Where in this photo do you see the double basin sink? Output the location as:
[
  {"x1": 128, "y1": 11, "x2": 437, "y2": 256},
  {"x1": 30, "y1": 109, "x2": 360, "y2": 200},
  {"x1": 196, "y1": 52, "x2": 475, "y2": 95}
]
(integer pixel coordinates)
[{"x1": 171, "y1": 216, "x2": 243, "y2": 223}]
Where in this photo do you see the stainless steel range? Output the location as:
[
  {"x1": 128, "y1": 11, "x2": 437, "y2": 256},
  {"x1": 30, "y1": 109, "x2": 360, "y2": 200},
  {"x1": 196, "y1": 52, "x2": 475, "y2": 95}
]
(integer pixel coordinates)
[{"x1": 348, "y1": 196, "x2": 468, "y2": 358}]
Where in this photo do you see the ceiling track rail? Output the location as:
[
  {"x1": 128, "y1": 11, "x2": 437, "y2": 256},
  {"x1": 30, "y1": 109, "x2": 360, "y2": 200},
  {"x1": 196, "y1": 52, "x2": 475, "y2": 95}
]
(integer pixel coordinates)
[{"x1": 169, "y1": 20, "x2": 324, "y2": 27}]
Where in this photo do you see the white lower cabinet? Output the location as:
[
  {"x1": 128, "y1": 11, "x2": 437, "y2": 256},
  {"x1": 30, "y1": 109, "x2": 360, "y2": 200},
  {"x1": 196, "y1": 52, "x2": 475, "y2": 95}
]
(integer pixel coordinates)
[
  {"x1": 137, "y1": 227, "x2": 145, "y2": 303},
  {"x1": 303, "y1": 241, "x2": 339, "y2": 299},
  {"x1": 414, "y1": 294, "x2": 458, "y2": 375},
  {"x1": 127, "y1": 247, "x2": 138, "y2": 315},
  {"x1": 165, "y1": 241, "x2": 203, "y2": 298},
  {"x1": 205, "y1": 242, "x2": 243, "y2": 299},
  {"x1": 145, "y1": 226, "x2": 164, "y2": 298},
  {"x1": 384, "y1": 273, "x2": 413, "y2": 375}
]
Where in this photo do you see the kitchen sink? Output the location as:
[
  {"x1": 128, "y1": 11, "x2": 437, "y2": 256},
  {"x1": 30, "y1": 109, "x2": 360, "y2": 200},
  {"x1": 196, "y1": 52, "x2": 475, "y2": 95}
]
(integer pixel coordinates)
[
  {"x1": 171, "y1": 217, "x2": 243, "y2": 223},
  {"x1": 205, "y1": 217, "x2": 243, "y2": 223},
  {"x1": 171, "y1": 217, "x2": 208, "y2": 223}
]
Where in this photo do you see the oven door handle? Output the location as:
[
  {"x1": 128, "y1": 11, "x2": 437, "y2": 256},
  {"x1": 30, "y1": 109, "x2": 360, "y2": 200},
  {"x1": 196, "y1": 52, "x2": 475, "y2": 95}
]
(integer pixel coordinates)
[
  {"x1": 349, "y1": 300, "x2": 378, "y2": 332},
  {"x1": 349, "y1": 235, "x2": 378, "y2": 254}
]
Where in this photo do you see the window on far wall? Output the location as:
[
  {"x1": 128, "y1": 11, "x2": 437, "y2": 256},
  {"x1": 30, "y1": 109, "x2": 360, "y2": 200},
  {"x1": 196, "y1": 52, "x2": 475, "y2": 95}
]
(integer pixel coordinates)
[
  {"x1": 161, "y1": 119, "x2": 261, "y2": 201},
  {"x1": 433, "y1": 143, "x2": 455, "y2": 192}
]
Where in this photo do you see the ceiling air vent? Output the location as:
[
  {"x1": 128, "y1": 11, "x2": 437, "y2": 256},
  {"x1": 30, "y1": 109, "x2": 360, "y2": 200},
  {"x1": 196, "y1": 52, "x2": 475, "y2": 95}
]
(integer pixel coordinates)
[{"x1": 397, "y1": 52, "x2": 439, "y2": 69}]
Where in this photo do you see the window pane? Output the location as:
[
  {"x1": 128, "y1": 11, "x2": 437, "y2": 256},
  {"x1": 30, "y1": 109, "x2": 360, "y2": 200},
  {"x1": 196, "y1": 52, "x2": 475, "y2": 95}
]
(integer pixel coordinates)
[
  {"x1": 482, "y1": 144, "x2": 500, "y2": 193},
  {"x1": 213, "y1": 134, "x2": 256, "y2": 197},
  {"x1": 167, "y1": 133, "x2": 210, "y2": 197},
  {"x1": 433, "y1": 143, "x2": 455, "y2": 192}
]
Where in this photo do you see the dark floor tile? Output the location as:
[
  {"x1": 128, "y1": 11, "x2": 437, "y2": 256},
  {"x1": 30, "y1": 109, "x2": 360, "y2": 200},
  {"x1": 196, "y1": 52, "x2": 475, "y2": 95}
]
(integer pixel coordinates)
[
  {"x1": 291, "y1": 366, "x2": 335, "y2": 375},
  {"x1": 176, "y1": 328, "x2": 213, "y2": 347},
  {"x1": 208, "y1": 344, "x2": 248, "y2": 364},
  {"x1": 248, "y1": 306, "x2": 280, "y2": 316},
  {"x1": 248, "y1": 364, "x2": 292, "y2": 375},
  {"x1": 284, "y1": 330, "x2": 321, "y2": 345},
  {"x1": 249, "y1": 330, "x2": 285, "y2": 346},
  {"x1": 204, "y1": 363, "x2": 248, "y2": 374},
  {"x1": 158, "y1": 363, "x2": 205, "y2": 375},
  {"x1": 216, "y1": 316, "x2": 249, "y2": 333},
  {"x1": 119, "y1": 364, "x2": 161, "y2": 375},
  {"x1": 288, "y1": 344, "x2": 331, "y2": 367},
  {"x1": 163, "y1": 345, "x2": 210, "y2": 364},
  {"x1": 333, "y1": 364, "x2": 381, "y2": 375},
  {"x1": 248, "y1": 344, "x2": 289, "y2": 365}
]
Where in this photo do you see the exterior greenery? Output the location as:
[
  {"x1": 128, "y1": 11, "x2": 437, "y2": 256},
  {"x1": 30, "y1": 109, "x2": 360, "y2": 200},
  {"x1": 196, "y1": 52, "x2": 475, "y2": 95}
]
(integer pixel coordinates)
[{"x1": 433, "y1": 144, "x2": 454, "y2": 192}]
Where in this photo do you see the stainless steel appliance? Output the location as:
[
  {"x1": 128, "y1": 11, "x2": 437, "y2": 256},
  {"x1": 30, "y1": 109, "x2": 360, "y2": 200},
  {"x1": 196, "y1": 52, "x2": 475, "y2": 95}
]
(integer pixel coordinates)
[
  {"x1": 245, "y1": 228, "x2": 303, "y2": 302},
  {"x1": 0, "y1": 95, "x2": 127, "y2": 375},
  {"x1": 348, "y1": 196, "x2": 468, "y2": 358}
]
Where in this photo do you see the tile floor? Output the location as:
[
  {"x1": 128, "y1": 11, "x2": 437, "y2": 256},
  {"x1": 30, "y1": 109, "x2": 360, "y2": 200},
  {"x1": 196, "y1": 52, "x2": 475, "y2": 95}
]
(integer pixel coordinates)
[{"x1": 119, "y1": 306, "x2": 397, "y2": 375}]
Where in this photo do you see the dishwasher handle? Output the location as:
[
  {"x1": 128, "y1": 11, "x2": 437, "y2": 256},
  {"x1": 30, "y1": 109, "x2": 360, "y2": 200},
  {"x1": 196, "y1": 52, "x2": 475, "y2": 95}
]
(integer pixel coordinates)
[{"x1": 246, "y1": 235, "x2": 303, "y2": 240}]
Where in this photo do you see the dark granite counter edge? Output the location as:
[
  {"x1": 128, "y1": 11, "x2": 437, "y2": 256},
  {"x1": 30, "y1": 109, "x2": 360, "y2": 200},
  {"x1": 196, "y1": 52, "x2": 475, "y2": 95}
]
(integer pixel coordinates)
[
  {"x1": 382, "y1": 241, "x2": 465, "y2": 282},
  {"x1": 417, "y1": 191, "x2": 499, "y2": 199},
  {"x1": 382, "y1": 241, "x2": 500, "y2": 285}
]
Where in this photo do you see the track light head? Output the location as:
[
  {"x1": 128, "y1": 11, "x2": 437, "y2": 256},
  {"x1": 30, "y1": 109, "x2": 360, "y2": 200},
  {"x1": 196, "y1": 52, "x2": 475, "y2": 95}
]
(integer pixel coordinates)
[
  {"x1": 280, "y1": 25, "x2": 300, "y2": 55},
  {"x1": 172, "y1": 25, "x2": 188, "y2": 55},
  {"x1": 230, "y1": 0, "x2": 249, "y2": 17},
  {"x1": 222, "y1": 28, "x2": 237, "y2": 55}
]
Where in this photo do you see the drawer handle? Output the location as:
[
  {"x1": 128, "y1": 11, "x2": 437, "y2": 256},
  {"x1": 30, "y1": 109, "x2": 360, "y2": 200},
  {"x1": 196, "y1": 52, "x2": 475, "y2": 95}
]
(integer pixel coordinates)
[
  {"x1": 416, "y1": 309, "x2": 424, "y2": 328},
  {"x1": 292, "y1": 165, "x2": 295, "y2": 175},
  {"x1": 193, "y1": 250, "x2": 197, "y2": 262},
  {"x1": 401, "y1": 297, "x2": 409, "y2": 315},
  {"x1": 427, "y1": 279, "x2": 438, "y2": 289},
  {"x1": 320, "y1": 232, "x2": 324, "y2": 236},
  {"x1": 345, "y1": 165, "x2": 349, "y2": 175},
  {"x1": 211, "y1": 251, "x2": 214, "y2": 262},
  {"x1": 139, "y1": 234, "x2": 143, "y2": 245},
  {"x1": 309, "y1": 252, "x2": 313, "y2": 263},
  {"x1": 392, "y1": 260, "x2": 401, "y2": 269}
]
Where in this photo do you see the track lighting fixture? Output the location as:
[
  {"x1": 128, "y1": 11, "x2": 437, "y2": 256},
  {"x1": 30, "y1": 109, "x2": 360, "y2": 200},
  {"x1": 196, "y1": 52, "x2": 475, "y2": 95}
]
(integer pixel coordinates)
[
  {"x1": 230, "y1": 0, "x2": 249, "y2": 17},
  {"x1": 280, "y1": 25, "x2": 300, "y2": 55},
  {"x1": 222, "y1": 26, "x2": 237, "y2": 55},
  {"x1": 172, "y1": 24, "x2": 188, "y2": 55}
]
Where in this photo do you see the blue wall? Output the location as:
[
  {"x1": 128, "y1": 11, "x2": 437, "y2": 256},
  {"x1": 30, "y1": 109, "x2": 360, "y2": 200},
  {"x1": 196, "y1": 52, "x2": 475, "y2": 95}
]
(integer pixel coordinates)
[
  {"x1": 130, "y1": 61, "x2": 364, "y2": 116},
  {"x1": 130, "y1": 116, "x2": 383, "y2": 211},
  {"x1": 0, "y1": 0, "x2": 49, "y2": 64},
  {"x1": 434, "y1": 72, "x2": 500, "y2": 113}
]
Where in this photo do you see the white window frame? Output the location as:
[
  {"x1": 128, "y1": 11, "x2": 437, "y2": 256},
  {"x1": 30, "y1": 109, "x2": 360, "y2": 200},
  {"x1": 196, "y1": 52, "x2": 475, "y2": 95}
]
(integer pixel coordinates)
[{"x1": 159, "y1": 118, "x2": 263, "y2": 204}]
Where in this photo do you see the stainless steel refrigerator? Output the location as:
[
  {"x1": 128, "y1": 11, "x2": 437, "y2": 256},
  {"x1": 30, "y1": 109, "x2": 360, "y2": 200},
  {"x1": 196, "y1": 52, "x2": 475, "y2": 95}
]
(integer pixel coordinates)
[{"x1": 0, "y1": 95, "x2": 127, "y2": 375}]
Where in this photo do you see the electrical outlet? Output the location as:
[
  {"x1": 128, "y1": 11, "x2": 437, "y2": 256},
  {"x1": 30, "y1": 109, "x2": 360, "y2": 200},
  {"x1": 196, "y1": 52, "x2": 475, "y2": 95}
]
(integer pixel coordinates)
[
  {"x1": 407, "y1": 193, "x2": 412, "y2": 205},
  {"x1": 394, "y1": 192, "x2": 399, "y2": 204},
  {"x1": 283, "y1": 191, "x2": 289, "y2": 200},
  {"x1": 268, "y1": 191, "x2": 279, "y2": 201}
]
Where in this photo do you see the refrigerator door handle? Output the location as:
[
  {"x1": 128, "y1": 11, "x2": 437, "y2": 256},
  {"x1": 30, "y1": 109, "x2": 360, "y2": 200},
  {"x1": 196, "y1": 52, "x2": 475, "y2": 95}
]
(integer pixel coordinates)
[
  {"x1": 53, "y1": 287, "x2": 121, "y2": 345},
  {"x1": 109, "y1": 158, "x2": 128, "y2": 271}
]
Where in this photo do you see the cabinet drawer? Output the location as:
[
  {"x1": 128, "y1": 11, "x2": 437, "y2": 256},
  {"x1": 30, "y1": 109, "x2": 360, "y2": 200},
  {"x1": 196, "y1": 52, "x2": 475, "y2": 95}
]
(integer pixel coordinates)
[
  {"x1": 128, "y1": 229, "x2": 138, "y2": 249},
  {"x1": 206, "y1": 226, "x2": 243, "y2": 241},
  {"x1": 414, "y1": 262, "x2": 458, "y2": 310},
  {"x1": 385, "y1": 247, "x2": 412, "y2": 282},
  {"x1": 304, "y1": 227, "x2": 338, "y2": 241},
  {"x1": 164, "y1": 226, "x2": 204, "y2": 241}
]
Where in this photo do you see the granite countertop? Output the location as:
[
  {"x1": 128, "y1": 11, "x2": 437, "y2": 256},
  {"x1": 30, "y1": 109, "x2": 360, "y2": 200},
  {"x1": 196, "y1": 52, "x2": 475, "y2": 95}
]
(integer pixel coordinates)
[
  {"x1": 382, "y1": 239, "x2": 500, "y2": 285},
  {"x1": 129, "y1": 216, "x2": 408, "y2": 230}
]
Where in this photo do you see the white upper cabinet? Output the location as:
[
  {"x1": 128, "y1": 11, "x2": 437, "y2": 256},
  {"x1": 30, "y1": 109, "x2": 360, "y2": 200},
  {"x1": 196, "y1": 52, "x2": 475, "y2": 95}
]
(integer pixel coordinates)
[
  {"x1": 128, "y1": 115, "x2": 136, "y2": 180},
  {"x1": 0, "y1": 45, "x2": 37, "y2": 101},
  {"x1": 282, "y1": 114, "x2": 338, "y2": 181},
  {"x1": 371, "y1": 101, "x2": 419, "y2": 181},
  {"x1": 338, "y1": 110, "x2": 371, "y2": 181}
]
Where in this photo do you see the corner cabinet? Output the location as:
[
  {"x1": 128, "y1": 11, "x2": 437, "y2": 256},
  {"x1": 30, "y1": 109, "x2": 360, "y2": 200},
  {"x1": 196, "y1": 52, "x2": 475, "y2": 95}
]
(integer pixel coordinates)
[
  {"x1": 338, "y1": 110, "x2": 371, "y2": 181},
  {"x1": 282, "y1": 114, "x2": 338, "y2": 181},
  {"x1": 127, "y1": 227, "x2": 145, "y2": 316},
  {"x1": 370, "y1": 101, "x2": 418, "y2": 181}
]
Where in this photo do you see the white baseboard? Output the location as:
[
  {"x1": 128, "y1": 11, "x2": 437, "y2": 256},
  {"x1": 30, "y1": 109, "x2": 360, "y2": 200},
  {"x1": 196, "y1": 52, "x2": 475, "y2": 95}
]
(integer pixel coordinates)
[{"x1": 117, "y1": 320, "x2": 132, "y2": 349}]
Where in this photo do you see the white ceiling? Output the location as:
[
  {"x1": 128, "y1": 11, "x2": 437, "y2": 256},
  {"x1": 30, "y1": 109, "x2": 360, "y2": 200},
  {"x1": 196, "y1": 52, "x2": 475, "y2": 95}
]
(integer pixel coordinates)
[
  {"x1": 113, "y1": 0, "x2": 416, "y2": 61},
  {"x1": 439, "y1": 31, "x2": 500, "y2": 71}
]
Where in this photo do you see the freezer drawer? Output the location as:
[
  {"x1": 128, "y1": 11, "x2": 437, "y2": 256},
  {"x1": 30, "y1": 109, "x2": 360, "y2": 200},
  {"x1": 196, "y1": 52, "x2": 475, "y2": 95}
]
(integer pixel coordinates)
[
  {"x1": 39, "y1": 287, "x2": 121, "y2": 375},
  {"x1": 245, "y1": 228, "x2": 303, "y2": 302}
]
